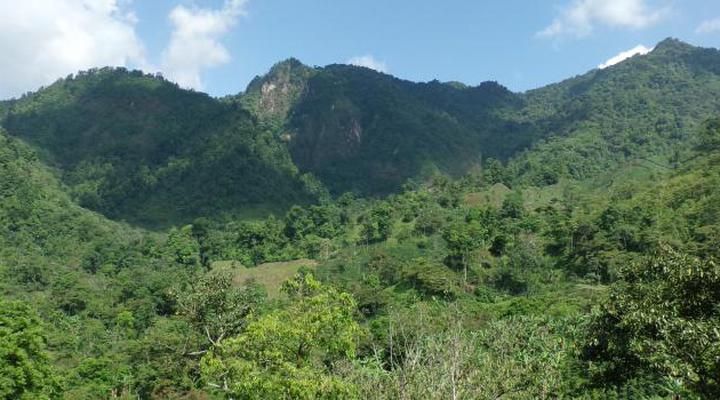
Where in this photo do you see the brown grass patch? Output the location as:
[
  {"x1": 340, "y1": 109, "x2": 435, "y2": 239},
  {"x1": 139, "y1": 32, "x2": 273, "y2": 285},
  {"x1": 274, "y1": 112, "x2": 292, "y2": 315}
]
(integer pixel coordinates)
[{"x1": 221, "y1": 259, "x2": 318, "y2": 298}]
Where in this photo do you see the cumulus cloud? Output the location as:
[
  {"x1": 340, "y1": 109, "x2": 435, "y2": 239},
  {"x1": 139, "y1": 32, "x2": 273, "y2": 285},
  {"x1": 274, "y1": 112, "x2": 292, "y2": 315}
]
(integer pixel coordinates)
[
  {"x1": 597, "y1": 44, "x2": 653, "y2": 69},
  {"x1": 0, "y1": 0, "x2": 145, "y2": 98},
  {"x1": 160, "y1": 0, "x2": 248, "y2": 90},
  {"x1": 696, "y1": 17, "x2": 720, "y2": 34},
  {"x1": 347, "y1": 55, "x2": 388, "y2": 73},
  {"x1": 537, "y1": 0, "x2": 669, "y2": 39}
]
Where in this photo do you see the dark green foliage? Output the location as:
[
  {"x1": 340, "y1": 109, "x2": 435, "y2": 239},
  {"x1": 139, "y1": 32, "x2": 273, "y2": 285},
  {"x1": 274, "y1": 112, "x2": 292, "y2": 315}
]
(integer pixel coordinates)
[
  {"x1": 1, "y1": 67, "x2": 319, "y2": 227},
  {"x1": 699, "y1": 117, "x2": 720, "y2": 151},
  {"x1": 286, "y1": 67, "x2": 525, "y2": 195},
  {"x1": 0, "y1": 300, "x2": 59, "y2": 400},
  {"x1": 581, "y1": 246, "x2": 720, "y2": 398},
  {"x1": 3, "y1": 39, "x2": 720, "y2": 214}
]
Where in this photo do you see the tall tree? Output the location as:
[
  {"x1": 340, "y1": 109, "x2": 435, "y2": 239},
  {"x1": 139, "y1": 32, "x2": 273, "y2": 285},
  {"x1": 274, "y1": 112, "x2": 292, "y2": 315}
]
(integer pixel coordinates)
[
  {"x1": 0, "y1": 300, "x2": 59, "y2": 400},
  {"x1": 200, "y1": 273, "x2": 361, "y2": 399}
]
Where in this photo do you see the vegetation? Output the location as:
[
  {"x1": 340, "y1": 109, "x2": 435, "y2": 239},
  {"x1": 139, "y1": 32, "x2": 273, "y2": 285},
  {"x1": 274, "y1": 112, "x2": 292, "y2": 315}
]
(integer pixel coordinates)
[{"x1": 1, "y1": 38, "x2": 719, "y2": 398}]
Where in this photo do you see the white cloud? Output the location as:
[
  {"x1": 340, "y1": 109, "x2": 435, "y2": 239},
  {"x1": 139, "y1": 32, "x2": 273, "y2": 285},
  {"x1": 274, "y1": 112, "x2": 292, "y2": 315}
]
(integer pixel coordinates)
[
  {"x1": 597, "y1": 44, "x2": 653, "y2": 69},
  {"x1": 160, "y1": 0, "x2": 248, "y2": 90},
  {"x1": 0, "y1": 0, "x2": 145, "y2": 99},
  {"x1": 696, "y1": 17, "x2": 720, "y2": 34},
  {"x1": 347, "y1": 55, "x2": 388, "y2": 73},
  {"x1": 537, "y1": 0, "x2": 669, "y2": 39}
]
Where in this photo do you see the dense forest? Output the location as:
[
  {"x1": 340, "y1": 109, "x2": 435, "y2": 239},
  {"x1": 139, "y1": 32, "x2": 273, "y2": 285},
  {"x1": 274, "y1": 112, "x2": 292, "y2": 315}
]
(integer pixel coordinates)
[{"x1": 1, "y1": 38, "x2": 720, "y2": 399}]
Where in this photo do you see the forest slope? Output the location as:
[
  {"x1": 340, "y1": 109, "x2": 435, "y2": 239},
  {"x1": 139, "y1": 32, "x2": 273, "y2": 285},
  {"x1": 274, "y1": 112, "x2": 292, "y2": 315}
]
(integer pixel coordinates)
[{"x1": 1, "y1": 39, "x2": 719, "y2": 226}]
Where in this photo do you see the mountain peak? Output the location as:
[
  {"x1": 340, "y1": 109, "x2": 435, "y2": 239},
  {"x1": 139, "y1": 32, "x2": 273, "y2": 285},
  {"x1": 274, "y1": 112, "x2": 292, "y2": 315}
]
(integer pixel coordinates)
[
  {"x1": 652, "y1": 37, "x2": 695, "y2": 54},
  {"x1": 246, "y1": 58, "x2": 313, "y2": 92},
  {"x1": 243, "y1": 58, "x2": 316, "y2": 119},
  {"x1": 270, "y1": 58, "x2": 309, "y2": 73}
]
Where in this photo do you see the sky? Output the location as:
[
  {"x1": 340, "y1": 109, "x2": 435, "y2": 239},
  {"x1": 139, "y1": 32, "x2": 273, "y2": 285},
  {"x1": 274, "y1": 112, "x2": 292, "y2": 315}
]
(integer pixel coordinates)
[{"x1": 1, "y1": 0, "x2": 720, "y2": 99}]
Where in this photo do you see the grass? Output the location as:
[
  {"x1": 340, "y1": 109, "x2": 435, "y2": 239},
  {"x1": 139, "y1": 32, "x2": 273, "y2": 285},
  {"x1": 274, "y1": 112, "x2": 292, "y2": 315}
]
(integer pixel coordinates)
[
  {"x1": 464, "y1": 183, "x2": 511, "y2": 208},
  {"x1": 224, "y1": 259, "x2": 318, "y2": 298}
]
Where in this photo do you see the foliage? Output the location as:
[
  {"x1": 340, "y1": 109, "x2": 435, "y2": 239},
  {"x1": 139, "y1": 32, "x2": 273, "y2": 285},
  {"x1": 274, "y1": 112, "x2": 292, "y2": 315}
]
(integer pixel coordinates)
[
  {"x1": 200, "y1": 274, "x2": 361, "y2": 399},
  {"x1": 581, "y1": 246, "x2": 720, "y2": 398},
  {"x1": 175, "y1": 267, "x2": 267, "y2": 346},
  {"x1": 0, "y1": 300, "x2": 59, "y2": 400},
  {"x1": 1, "y1": 67, "x2": 319, "y2": 227},
  {"x1": 0, "y1": 38, "x2": 719, "y2": 398}
]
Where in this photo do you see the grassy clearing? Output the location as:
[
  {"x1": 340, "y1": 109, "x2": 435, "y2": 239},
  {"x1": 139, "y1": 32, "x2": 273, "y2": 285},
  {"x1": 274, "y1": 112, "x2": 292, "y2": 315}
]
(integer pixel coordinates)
[
  {"x1": 223, "y1": 259, "x2": 318, "y2": 298},
  {"x1": 464, "y1": 183, "x2": 511, "y2": 208}
]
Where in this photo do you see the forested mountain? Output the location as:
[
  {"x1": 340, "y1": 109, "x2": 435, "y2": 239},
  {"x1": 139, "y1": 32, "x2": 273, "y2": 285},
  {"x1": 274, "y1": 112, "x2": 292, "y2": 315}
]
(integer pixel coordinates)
[
  {"x1": 509, "y1": 38, "x2": 720, "y2": 184},
  {"x1": 2, "y1": 38, "x2": 720, "y2": 399},
  {"x1": 0, "y1": 69, "x2": 319, "y2": 227},
  {"x1": 2, "y1": 39, "x2": 719, "y2": 221}
]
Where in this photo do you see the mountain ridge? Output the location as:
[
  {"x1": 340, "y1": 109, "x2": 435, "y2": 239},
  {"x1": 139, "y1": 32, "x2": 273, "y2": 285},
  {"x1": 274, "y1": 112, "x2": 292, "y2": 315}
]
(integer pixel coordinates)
[{"x1": 1, "y1": 37, "x2": 719, "y2": 225}]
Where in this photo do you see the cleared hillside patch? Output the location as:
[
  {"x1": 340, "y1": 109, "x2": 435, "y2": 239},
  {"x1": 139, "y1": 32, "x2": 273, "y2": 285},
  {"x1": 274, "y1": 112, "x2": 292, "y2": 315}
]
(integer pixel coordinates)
[{"x1": 220, "y1": 259, "x2": 318, "y2": 298}]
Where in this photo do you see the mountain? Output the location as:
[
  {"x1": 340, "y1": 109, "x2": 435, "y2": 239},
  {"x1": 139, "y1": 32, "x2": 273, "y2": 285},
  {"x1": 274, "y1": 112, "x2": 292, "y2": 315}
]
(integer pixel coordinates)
[
  {"x1": 508, "y1": 38, "x2": 720, "y2": 184},
  {"x1": 1, "y1": 38, "x2": 719, "y2": 225},
  {"x1": 0, "y1": 68, "x2": 319, "y2": 227},
  {"x1": 237, "y1": 38, "x2": 720, "y2": 194}
]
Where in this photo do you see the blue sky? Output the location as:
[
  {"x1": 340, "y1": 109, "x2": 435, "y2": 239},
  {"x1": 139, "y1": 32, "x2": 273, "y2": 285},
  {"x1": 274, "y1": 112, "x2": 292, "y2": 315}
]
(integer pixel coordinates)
[{"x1": 1, "y1": 0, "x2": 720, "y2": 99}]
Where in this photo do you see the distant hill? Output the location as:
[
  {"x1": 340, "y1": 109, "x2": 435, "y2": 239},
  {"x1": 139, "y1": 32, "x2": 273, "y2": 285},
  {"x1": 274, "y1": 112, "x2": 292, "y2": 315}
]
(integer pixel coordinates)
[
  {"x1": 509, "y1": 38, "x2": 720, "y2": 184},
  {"x1": 240, "y1": 38, "x2": 720, "y2": 193}
]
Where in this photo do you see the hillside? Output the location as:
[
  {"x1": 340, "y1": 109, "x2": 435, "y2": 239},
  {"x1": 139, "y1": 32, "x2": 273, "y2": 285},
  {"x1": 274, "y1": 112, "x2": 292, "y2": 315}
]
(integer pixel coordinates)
[
  {"x1": 243, "y1": 37, "x2": 720, "y2": 193},
  {"x1": 510, "y1": 38, "x2": 720, "y2": 184},
  {"x1": 2, "y1": 39, "x2": 719, "y2": 226},
  {"x1": 2, "y1": 37, "x2": 720, "y2": 399},
  {"x1": 0, "y1": 68, "x2": 319, "y2": 227}
]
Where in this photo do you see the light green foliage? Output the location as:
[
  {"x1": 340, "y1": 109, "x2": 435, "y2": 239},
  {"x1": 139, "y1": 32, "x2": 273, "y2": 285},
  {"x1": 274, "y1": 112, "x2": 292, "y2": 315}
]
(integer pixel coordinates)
[
  {"x1": 200, "y1": 274, "x2": 361, "y2": 399},
  {"x1": 350, "y1": 305, "x2": 571, "y2": 399},
  {"x1": 0, "y1": 300, "x2": 59, "y2": 400},
  {"x1": 442, "y1": 220, "x2": 488, "y2": 281},
  {"x1": 164, "y1": 225, "x2": 201, "y2": 268},
  {"x1": 175, "y1": 267, "x2": 266, "y2": 345}
]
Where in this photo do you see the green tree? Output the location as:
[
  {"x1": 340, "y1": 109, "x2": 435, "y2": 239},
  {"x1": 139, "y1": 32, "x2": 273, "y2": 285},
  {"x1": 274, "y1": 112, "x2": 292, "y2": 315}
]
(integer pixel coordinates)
[
  {"x1": 582, "y1": 246, "x2": 720, "y2": 398},
  {"x1": 164, "y1": 225, "x2": 201, "y2": 268},
  {"x1": 698, "y1": 117, "x2": 720, "y2": 151},
  {"x1": 360, "y1": 204, "x2": 393, "y2": 244},
  {"x1": 499, "y1": 191, "x2": 524, "y2": 219},
  {"x1": 0, "y1": 300, "x2": 59, "y2": 400},
  {"x1": 175, "y1": 267, "x2": 266, "y2": 346},
  {"x1": 442, "y1": 222, "x2": 487, "y2": 282},
  {"x1": 483, "y1": 157, "x2": 507, "y2": 185},
  {"x1": 284, "y1": 205, "x2": 313, "y2": 240},
  {"x1": 200, "y1": 274, "x2": 361, "y2": 399}
]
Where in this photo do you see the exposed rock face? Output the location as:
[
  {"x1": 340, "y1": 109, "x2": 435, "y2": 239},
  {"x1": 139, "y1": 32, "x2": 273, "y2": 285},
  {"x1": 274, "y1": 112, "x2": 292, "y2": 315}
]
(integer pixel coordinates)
[
  {"x1": 283, "y1": 65, "x2": 521, "y2": 195},
  {"x1": 258, "y1": 79, "x2": 292, "y2": 116},
  {"x1": 244, "y1": 58, "x2": 315, "y2": 120}
]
